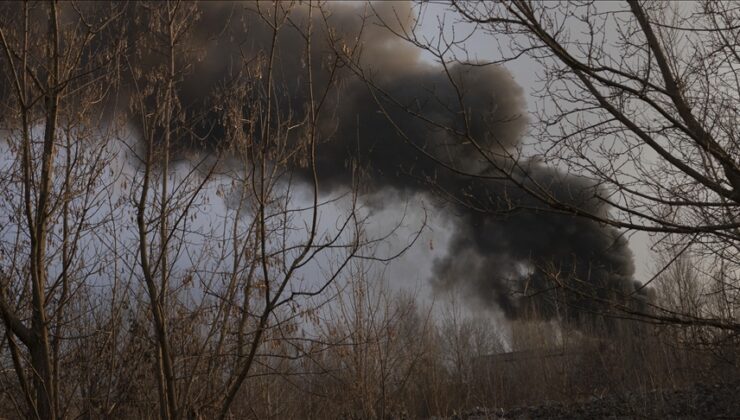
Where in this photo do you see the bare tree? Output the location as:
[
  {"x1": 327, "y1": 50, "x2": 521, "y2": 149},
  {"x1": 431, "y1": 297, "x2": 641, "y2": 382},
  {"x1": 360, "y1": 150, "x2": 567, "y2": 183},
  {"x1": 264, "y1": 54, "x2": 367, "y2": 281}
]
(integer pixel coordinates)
[
  {"x1": 0, "y1": 1, "x2": 416, "y2": 419},
  {"x1": 308, "y1": 264, "x2": 431, "y2": 419},
  {"x1": 121, "y1": 2, "x2": 415, "y2": 419},
  {"x1": 0, "y1": 2, "x2": 125, "y2": 418}
]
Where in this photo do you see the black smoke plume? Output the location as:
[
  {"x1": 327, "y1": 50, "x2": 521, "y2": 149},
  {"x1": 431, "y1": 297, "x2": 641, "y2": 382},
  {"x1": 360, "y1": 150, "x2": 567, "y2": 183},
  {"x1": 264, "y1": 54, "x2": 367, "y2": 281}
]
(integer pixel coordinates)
[{"x1": 0, "y1": 2, "x2": 649, "y2": 328}]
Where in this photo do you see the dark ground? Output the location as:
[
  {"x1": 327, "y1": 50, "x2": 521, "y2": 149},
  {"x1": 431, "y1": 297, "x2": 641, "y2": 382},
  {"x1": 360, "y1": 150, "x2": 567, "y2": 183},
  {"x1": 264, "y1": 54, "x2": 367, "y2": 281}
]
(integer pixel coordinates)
[{"x1": 447, "y1": 379, "x2": 740, "y2": 419}]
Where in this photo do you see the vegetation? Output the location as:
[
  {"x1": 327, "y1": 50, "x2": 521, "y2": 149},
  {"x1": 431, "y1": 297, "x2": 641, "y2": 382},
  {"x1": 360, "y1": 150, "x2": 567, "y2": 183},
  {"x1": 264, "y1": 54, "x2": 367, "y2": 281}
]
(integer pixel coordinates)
[{"x1": 0, "y1": 1, "x2": 737, "y2": 419}]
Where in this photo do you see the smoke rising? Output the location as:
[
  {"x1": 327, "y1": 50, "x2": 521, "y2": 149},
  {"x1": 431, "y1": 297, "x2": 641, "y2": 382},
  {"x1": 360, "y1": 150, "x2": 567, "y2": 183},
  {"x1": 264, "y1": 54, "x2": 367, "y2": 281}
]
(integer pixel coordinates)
[{"x1": 0, "y1": 1, "x2": 648, "y2": 327}]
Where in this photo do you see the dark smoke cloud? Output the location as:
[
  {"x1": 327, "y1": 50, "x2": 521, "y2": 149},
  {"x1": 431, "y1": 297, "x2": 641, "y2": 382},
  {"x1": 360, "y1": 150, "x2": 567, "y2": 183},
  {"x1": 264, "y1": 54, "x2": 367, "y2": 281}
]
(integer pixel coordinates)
[
  {"x1": 0, "y1": 1, "x2": 649, "y2": 327},
  {"x1": 432, "y1": 165, "x2": 643, "y2": 328}
]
